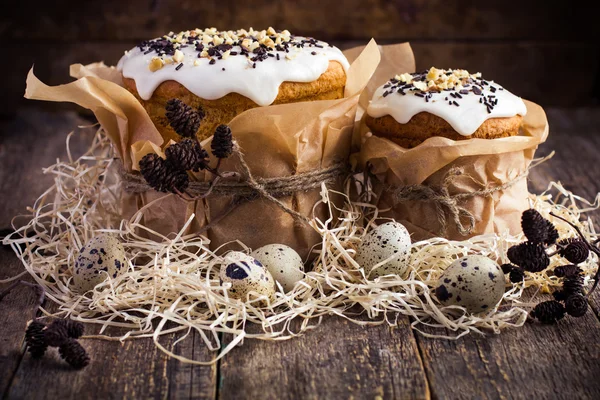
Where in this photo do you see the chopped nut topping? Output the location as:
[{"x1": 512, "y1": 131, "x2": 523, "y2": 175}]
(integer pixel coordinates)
[
  {"x1": 148, "y1": 57, "x2": 164, "y2": 72},
  {"x1": 135, "y1": 28, "x2": 333, "y2": 73},
  {"x1": 381, "y1": 68, "x2": 504, "y2": 113},
  {"x1": 173, "y1": 49, "x2": 184, "y2": 63}
]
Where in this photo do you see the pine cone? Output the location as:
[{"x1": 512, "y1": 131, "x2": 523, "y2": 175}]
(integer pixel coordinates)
[
  {"x1": 565, "y1": 294, "x2": 588, "y2": 317},
  {"x1": 507, "y1": 241, "x2": 550, "y2": 273},
  {"x1": 165, "y1": 139, "x2": 209, "y2": 172},
  {"x1": 544, "y1": 221, "x2": 559, "y2": 246},
  {"x1": 139, "y1": 153, "x2": 189, "y2": 193},
  {"x1": 521, "y1": 209, "x2": 558, "y2": 245},
  {"x1": 558, "y1": 239, "x2": 589, "y2": 264},
  {"x1": 509, "y1": 267, "x2": 525, "y2": 283},
  {"x1": 165, "y1": 99, "x2": 203, "y2": 138},
  {"x1": 530, "y1": 300, "x2": 565, "y2": 324},
  {"x1": 563, "y1": 274, "x2": 584, "y2": 298},
  {"x1": 552, "y1": 290, "x2": 567, "y2": 302},
  {"x1": 53, "y1": 319, "x2": 84, "y2": 339},
  {"x1": 59, "y1": 338, "x2": 90, "y2": 369},
  {"x1": 211, "y1": 125, "x2": 233, "y2": 159},
  {"x1": 501, "y1": 263, "x2": 516, "y2": 274},
  {"x1": 25, "y1": 321, "x2": 47, "y2": 358},
  {"x1": 553, "y1": 264, "x2": 583, "y2": 278},
  {"x1": 45, "y1": 320, "x2": 69, "y2": 347}
]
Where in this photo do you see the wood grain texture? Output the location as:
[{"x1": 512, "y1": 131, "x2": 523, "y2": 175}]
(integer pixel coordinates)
[
  {"x1": 3, "y1": 1, "x2": 598, "y2": 41},
  {"x1": 0, "y1": 111, "x2": 217, "y2": 399},
  {"x1": 415, "y1": 107, "x2": 600, "y2": 400},
  {"x1": 219, "y1": 316, "x2": 429, "y2": 399},
  {"x1": 1, "y1": 108, "x2": 600, "y2": 399},
  {"x1": 416, "y1": 307, "x2": 600, "y2": 400},
  {"x1": 0, "y1": 247, "x2": 41, "y2": 397}
]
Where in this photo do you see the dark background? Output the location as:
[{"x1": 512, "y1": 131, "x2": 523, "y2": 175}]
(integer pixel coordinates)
[{"x1": 1, "y1": 0, "x2": 599, "y2": 115}]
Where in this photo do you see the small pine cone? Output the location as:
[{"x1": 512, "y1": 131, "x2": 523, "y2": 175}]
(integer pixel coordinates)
[
  {"x1": 45, "y1": 320, "x2": 69, "y2": 347},
  {"x1": 563, "y1": 274, "x2": 584, "y2": 298},
  {"x1": 509, "y1": 267, "x2": 525, "y2": 283},
  {"x1": 163, "y1": 165, "x2": 189, "y2": 193},
  {"x1": 211, "y1": 125, "x2": 233, "y2": 159},
  {"x1": 25, "y1": 321, "x2": 47, "y2": 358},
  {"x1": 140, "y1": 153, "x2": 170, "y2": 192},
  {"x1": 544, "y1": 220, "x2": 559, "y2": 246},
  {"x1": 59, "y1": 338, "x2": 90, "y2": 369},
  {"x1": 54, "y1": 319, "x2": 84, "y2": 339},
  {"x1": 165, "y1": 99, "x2": 203, "y2": 138},
  {"x1": 530, "y1": 300, "x2": 565, "y2": 324},
  {"x1": 553, "y1": 264, "x2": 583, "y2": 278},
  {"x1": 521, "y1": 209, "x2": 557, "y2": 245},
  {"x1": 140, "y1": 153, "x2": 189, "y2": 193},
  {"x1": 165, "y1": 139, "x2": 209, "y2": 172},
  {"x1": 501, "y1": 263, "x2": 516, "y2": 274},
  {"x1": 558, "y1": 239, "x2": 589, "y2": 264},
  {"x1": 565, "y1": 294, "x2": 588, "y2": 317},
  {"x1": 507, "y1": 241, "x2": 550, "y2": 273},
  {"x1": 552, "y1": 290, "x2": 567, "y2": 302}
]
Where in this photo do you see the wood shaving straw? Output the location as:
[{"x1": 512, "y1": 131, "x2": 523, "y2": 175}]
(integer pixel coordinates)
[{"x1": 3, "y1": 128, "x2": 599, "y2": 363}]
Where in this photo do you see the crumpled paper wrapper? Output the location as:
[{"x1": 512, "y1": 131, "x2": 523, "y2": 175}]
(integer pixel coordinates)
[
  {"x1": 24, "y1": 40, "x2": 416, "y2": 258},
  {"x1": 352, "y1": 49, "x2": 549, "y2": 240}
]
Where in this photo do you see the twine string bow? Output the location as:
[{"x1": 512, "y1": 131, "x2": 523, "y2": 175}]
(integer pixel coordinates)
[
  {"x1": 385, "y1": 152, "x2": 554, "y2": 236},
  {"x1": 389, "y1": 167, "x2": 478, "y2": 236}
]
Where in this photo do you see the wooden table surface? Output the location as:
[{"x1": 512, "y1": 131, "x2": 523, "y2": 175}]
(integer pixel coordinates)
[{"x1": 1, "y1": 108, "x2": 600, "y2": 400}]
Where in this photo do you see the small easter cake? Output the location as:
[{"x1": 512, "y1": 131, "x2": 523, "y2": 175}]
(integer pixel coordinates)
[
  {"x1": 118, "y1": 27, "x2": 350, "y2": 143},
  {"x1": 365, "y1": 67, "x2": 527, "y2": 148}
]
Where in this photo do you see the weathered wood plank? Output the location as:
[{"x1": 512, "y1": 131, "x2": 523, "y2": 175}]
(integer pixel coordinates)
[
  {"x1": 2, "y1": 108, "x2": 600, "y2": 399},
  {"x1": 0, "y1": 111, "x2": 217, "y2": 399},
  {"x1": 0, "y1": 247, "x2": 41, "y2": 397},
  {"x1": 0, "y1": 112, "x2": 95, "y2": 228},
  {"x1": 3, "y1": 40, "x2": 597, "y2": 117},
  {"x1": 219, "y1": 316, "x2": 429, "y2": 399},
  {"x1": 3, "y1": 1, "x2": 598, "y2": 41},
  {"x1": 417, "y1": 308, "x2": 600, "y2": 400},
  {"x1": 415, "y1": 108, "x2": 600, "y2": 400}
]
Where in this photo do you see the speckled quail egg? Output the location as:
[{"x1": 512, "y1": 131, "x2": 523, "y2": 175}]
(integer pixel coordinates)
[
  {"x1": 434, "y1": 255, "x2": 506, "y2": 313},
  {"x1": 219, "y1": 251, "x2": 275, "y2": 302},
  {"x1": 355, "y1": 222, "x2": 412, "y2": 279},
  {"x1": 73, "y1": 235, "x2": 127, "y2": 292},
  {"x1": 251, "y1": 244, "x2": 305, "y2": 292}
]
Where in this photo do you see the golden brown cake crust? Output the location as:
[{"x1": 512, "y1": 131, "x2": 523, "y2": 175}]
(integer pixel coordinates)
[
  {"x1": 365, "y1": 112, "x2": 523, "y2": 149},
  {"x1": 123, "y1": 61, "x2": 346, "y2": 143}
]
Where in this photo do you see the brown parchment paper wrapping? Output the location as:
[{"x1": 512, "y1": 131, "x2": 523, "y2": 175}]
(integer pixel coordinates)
[
  {"x1": 352, "y1": 50, "x2": 549, "y2": 239},
  {"x1": 25, "y1": 41, "x2": 417, "y2": 258}
]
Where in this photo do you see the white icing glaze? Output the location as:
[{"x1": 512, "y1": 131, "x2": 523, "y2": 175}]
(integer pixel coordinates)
[
  {"x1": 367, "y1": 74, "x2": 527, "y2": 136},
  {"x1": 117, "y1": 35, "x2": 349, "y2": 106}
]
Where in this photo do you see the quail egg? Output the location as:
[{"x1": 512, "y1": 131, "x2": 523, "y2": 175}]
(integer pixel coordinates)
[
  {"x1": 434, "y1": 255, "x2": 506, "y2": 313},
  {"x1": 73, "y1": 235, "x2": 127, "y2": 292},
  {"x1": 355, "y1": 222, "x2": 412, "y2": 278},
  {"x1": 251, "y1": 244, "x2": 305, "y2": 292},
  {"x1": 219, "y1": 251, "x2": 275, "y2": 302}
]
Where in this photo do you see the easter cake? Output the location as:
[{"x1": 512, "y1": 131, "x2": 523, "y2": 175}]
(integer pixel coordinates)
[
  {"x1": 118, "y1": 27, "x2": 350, "y2": 143},
  {"x1": 365, "y1": 67, "x2": 527, "y2": 148}
]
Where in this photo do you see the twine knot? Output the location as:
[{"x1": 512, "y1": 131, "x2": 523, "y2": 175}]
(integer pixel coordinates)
[{"x1": 388, "y1": 167, "x2": 478, "y2": 236}]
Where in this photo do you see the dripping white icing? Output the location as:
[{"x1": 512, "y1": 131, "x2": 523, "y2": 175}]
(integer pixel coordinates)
[
  {"x1": 117, "y1": 29, "x2": 349, "y2": 107},
  {"x1": 367, "y1": 69, "x2": 527, "y2": 136}
]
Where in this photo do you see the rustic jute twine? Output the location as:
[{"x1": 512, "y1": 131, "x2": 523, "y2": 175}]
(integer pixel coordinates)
[
  {"x1": 384, "y1": 153, "x2": 553, "y2": 236},
  {"x1": 121, "y1": 145, "x2": 349, "y2": 225},
  {"x1": 120, "y1": 145, "x2": 551, "y2": 234}
]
